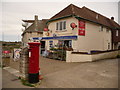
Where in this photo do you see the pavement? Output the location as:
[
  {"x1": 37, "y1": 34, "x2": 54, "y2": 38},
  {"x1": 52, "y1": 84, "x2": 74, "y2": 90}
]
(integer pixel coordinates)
[
  {"x1": 2, "y1": 57, "x2": 119, "y2": 88},
  {"x1": 2, "y1": 69, "x2": 32, "y2": 88}
]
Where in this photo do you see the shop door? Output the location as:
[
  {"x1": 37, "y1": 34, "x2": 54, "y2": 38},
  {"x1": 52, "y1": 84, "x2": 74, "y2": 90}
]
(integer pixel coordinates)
[{"x1": 40, "y1": 41, "x2": 45, "y2": 54}]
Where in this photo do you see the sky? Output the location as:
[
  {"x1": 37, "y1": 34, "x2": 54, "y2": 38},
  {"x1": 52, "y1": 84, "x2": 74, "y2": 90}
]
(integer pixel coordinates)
[{"x1": 0, "y1": 0, "x2": 119, "y2": 42}]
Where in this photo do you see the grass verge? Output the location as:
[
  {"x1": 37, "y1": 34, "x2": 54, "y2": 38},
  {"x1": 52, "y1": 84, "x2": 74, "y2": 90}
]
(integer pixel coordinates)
[{"x1": 19, "y1": 77, "x2": 41, "y2": 87}]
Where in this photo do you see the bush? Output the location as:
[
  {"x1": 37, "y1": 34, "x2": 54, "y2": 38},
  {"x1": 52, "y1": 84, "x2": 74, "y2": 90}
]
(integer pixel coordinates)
[{"x1": 117, "y1": 55, "x2": 120, "y2": 58}]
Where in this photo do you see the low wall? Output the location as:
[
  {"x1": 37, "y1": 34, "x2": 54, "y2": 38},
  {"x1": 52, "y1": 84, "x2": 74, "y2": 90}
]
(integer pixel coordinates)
[{"x1": 66, "y1": 50, "x2": 120, "y2": 62}]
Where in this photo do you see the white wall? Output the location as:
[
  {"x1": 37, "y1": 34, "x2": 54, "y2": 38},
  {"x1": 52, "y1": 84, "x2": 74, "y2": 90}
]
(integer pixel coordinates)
[
  {"x1": 66, "y1": 50, "x2": 119, "y2": 62},
  {"x1": 44, "y1": 17, "x2": 112, "y2": 52},
  {"x1": 76, "y1": 21, "x2": 112, "y2": 52},
  {"x1": 22, "y1": 32, "x2": 43, "y2": 47},
  {"x1": 44, "y1": 17, "x2": 78, "y2": 37}
]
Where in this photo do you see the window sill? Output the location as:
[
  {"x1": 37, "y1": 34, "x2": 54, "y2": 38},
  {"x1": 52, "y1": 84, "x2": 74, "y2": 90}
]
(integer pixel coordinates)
[{"x1": 55, "y1": 30, "x2": 67, "y2": 32}]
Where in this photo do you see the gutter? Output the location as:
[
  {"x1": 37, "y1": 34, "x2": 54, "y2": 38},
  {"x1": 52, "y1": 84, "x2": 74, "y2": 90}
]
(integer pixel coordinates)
[
  {"x1": 73, "y1": 15, "x2": 116, "y2": 29},
  {"x1": 46, "y1": 15, "x2": 73, "y2": 24},
  {"x1": 46, "y1": 14, "x2": 119, "y2": 30}
]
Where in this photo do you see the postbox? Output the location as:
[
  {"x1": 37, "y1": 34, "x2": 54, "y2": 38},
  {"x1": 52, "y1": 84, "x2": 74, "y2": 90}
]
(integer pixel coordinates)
[{"x1": 28, "y1": 42, "x2": 41, "y2": 83}]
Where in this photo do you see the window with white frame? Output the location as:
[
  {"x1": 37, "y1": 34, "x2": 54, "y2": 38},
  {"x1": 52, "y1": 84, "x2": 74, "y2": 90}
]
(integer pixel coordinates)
[
  {"x1": 108, "y1": 43, "x2": 110, "y2": 50},
  {"x1": 56, "y1": 21, "x2": 66, "y2": 31},
  {"x1": 116, "y1": 30, "x2": 118, "y2": 36},
  {"x1": 99, "y1": 26, "x2": 103, "y2": 32},
  {"x1": 106, "y1": 28, "x2": 109, "y2": 33}
]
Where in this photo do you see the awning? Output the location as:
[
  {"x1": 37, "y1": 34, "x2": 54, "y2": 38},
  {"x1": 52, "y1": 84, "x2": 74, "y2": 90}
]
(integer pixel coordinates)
[{"x1": 32, "y1": 35, "x2": 77, "y2": 40}]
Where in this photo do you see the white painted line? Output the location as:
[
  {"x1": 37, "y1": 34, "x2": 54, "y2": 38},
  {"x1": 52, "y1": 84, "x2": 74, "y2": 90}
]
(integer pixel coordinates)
[
  {"x1": 3, "y1": 67, "x2": 20, "y2": 77},
  {"x1": 3, "y1": 67, "x2": 10, "y2": 69}
]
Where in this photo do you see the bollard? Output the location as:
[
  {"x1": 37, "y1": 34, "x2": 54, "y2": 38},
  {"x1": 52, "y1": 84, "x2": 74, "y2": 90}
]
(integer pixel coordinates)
[{"x1": 28, "y1": 42, "x2": 41, "y2": 83}]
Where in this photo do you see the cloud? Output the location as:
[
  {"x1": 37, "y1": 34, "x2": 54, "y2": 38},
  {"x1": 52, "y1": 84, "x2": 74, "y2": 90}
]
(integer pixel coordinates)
[{"x1": 1, "y1": 2, "x2": 118, "y2": 41}]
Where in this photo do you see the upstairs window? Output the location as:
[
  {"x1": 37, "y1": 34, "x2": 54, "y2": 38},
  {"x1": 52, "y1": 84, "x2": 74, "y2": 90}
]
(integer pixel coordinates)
[
  {"x1": 56, "y1": 21, "x2": 66, "y2": 31},
  {"x1": 63, "y1": 21, "x2": 66, "y2": 29},
  {"x1": 106, "y1": 28, "x2": 109, "y2": 33},
  {"x1": 99, "y1": 26, "x2": 103, "y2": 32},
  {"x1": 56, "y1": 23, "x2": 58, "y2": 30},
  {"x1": 108, "y1": 43, "x2": 110, "y2": 50},
  {"x1": 60, "y1": 22, "x2": 62, "y2": 30},
  {"x1": 116, "y1": 30, "x2": 118, "y2": 36}
]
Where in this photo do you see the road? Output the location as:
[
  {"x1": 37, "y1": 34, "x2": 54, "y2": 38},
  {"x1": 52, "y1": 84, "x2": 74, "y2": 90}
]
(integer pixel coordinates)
[
  {"x1": 2, "y1": 57, "x2": 118, "y2": 88},
  {"x1": 39, "y1": 58, "x2": 118, "y2": 88}
]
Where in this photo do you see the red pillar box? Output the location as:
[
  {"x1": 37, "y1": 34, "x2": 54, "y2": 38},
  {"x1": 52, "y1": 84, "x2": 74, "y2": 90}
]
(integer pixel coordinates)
[{"x1": 28, "y1": 42, "x2": 41, "y2": 83}]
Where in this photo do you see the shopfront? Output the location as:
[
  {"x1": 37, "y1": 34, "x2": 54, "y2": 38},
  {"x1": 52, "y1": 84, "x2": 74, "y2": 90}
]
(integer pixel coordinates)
[{"x1": 32, "y1": 35, "x2": 77, "y2": 51}]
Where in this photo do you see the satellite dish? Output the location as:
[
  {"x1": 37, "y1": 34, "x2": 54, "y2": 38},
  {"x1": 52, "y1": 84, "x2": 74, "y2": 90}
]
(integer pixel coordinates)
[
  {"x1": 21, "y1": 28, "x2": 25, "y2": 32},
  {"x1": 22, "y1": 22, "x2": 28, "y2": 27}
]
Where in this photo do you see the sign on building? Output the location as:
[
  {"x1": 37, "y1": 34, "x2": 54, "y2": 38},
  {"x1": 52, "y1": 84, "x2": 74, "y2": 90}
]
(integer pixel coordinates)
[
  {"x1": 78, "y1": 20, "x2": 85, "y2": 36},
  {"x1": 13, "y1": 49, "x2": 21, "y2": 61}
]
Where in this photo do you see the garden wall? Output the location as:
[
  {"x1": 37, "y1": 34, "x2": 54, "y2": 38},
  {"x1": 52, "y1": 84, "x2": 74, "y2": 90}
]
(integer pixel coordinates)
[{"x1": 66, "y1": 50, "x2": 120, "y2": 62}]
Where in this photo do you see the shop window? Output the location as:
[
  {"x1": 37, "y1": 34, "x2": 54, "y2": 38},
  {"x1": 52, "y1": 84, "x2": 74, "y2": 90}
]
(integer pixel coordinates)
[
  {"x1": 56, "y1": 21, "x2": 66, "y2": 31},
  {"x1": 58, "y1": 40, "x2": 72, "y2": 48},
  {"x1": 49, "y1": 41, "x2": 53, "y2": 48}
]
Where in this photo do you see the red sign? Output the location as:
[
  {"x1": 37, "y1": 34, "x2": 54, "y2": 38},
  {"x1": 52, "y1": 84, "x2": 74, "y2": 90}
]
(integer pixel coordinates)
[
  {"x1": 78, "y1": 20, "x2": 85, "y2": 36},
  {"x1": 2, "y1": 50, "x2": 10, "y2": 54},
  {"x1": 70, "y1": 23, "x2": 77, "y2": 29},
  {"x1": 44, "y1": 28, "x2": 49, "y2": 31},
  {"x1": 78, "y1": 30, "x2": 85, "y2": 36}
]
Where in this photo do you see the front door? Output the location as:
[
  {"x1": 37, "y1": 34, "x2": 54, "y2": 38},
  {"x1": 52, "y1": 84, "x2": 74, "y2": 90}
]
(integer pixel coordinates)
[{"x1": 40, "y1": 41, "x2": 45, "y2": 54}]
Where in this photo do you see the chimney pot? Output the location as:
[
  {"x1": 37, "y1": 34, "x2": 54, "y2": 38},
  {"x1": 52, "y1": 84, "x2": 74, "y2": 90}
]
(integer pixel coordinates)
[
  {"x1": 111, "y1": 17, "x2": 114, "y2": 20},
  {"x1": 35, "y1": 15, "x2": 38, "y2": 20}
]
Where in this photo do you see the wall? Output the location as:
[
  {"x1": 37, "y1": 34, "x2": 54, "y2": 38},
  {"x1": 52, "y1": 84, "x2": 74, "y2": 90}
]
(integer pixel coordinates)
[
  {"x1": 66, "y1": 50, "x2": 119, "y2": 62},
  {"x1": 92, "y1": 51, "x2": 119, "y2": 61},
  {"x1": 46, "y1": 17, "x2": 78, "y2": 37},
  {"x1": 44, "y1": 17, "x2": 112, "y2": 52},
  {"x1": 76, "y1": 21, "x2": 112, "y2": 52},
  {"x1": 66, "y1": 51, "x2": 92, "y2": 62},
  {"x1": 44, "y1": 17, "x2": 78, "y2": 50},
  {"x1": 22, "y1": 32, "x2": 43, "y2": 47}
]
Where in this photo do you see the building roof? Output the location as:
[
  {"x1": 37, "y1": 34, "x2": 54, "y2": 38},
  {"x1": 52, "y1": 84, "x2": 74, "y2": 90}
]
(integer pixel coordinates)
[
  {"x1": 49, "y1": 4, "x2": 120, "y2": 29},
  {"x1": 22, "y1": 20, "x2": 35, "y2": 23},
  {"x1": 22, "y1": 19, "x2": 48, "y2": 36}
]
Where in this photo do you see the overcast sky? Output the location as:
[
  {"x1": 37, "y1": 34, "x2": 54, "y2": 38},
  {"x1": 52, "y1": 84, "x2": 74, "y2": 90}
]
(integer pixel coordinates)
[{"x1": 0, "y1": 0, "x2": 119, "y2": 42}]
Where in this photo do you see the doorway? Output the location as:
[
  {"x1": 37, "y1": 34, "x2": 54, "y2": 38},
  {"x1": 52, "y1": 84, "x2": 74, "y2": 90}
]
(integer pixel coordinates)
[{"x1": 40, "y1": 41, "x2": 45, "y2": 54}]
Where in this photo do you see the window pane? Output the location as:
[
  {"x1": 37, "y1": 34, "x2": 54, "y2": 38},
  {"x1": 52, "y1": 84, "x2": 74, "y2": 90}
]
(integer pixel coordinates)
[
  {"x1": 56, "y1": 23, "x2": 58, "y2": 30},
  {"x1": 116, "y1": 30, "x2": 118, "y2": 36},
  {"x1": 63, "y1": 21, "x2": 66, "y2": 29},
  {"x1": 99, "y1": 26, "x2": 103, "y2": 31},
  {"x1": 60, "y1": 22, "x2": 62, "y2": 30}
]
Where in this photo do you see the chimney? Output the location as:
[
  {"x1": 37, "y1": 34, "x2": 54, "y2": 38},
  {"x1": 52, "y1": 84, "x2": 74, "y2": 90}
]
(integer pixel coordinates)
[
  {"x1": 35, "y1": 15, "x2": 38, "y2": 21},
  {"x1": 34, "y1": 15, "x2": 38, "y2": 31},
  {"x1": 111, "y1": 17, "x2": 114, "y2": 21}
]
